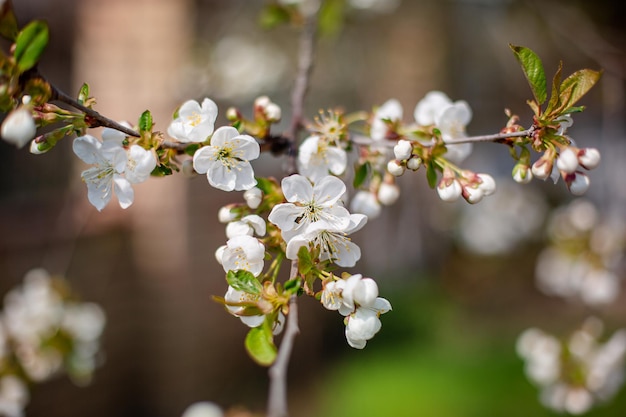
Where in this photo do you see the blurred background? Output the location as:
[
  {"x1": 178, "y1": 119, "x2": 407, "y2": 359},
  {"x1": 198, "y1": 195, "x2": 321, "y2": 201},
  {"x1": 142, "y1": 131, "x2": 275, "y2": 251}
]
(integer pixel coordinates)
[{"x1": 1, "y1": 0, "x2": 625, "y2": 416}]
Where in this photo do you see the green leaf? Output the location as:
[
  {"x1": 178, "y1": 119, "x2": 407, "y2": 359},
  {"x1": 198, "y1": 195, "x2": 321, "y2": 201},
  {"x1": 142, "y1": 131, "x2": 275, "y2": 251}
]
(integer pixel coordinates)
[
  {"x1": 255, "y1": 177, "x2": 274, "y2": 195},
  {"x1": 509, "y1": 44, "x2": 547, "y2": 106},
  {"x1": 426, "y1": 162, "x2": 438, "y2": 189},
  {"x1": 226, "y1": 270, "x2": 262, "y2": 295},
  {"x1": 14, "y1": 20, "x2": 49, "y2": 73},
  {"x1": 318, "y1": 0, "x2": 345, "y2": 37},
  {"x1": 0, "y1": 0, "x2": 19, "y2": 41},
  {"x1": 139, "y1": 110, "x2": 153, "y2": 133},
  {"x1": 557, "y1": 69, "x2": 602, "y2": 111},
  {"x1": 245, "y1": 324, "x2": 277, "y2": 366},
  {"x1": 151, "y1": 164, "x2": 173, "y2": 177},
  {"x1": 184, "y1": 143, "x2": 201, "y2": 156},
  {"x1": 353, "y1": 162, "x2": 370, "y2": 189},
  {"x1": 284, "y1": 278, "x2": 301, "y2": 294},
  {"x1": 258, "y1": 5, "x2": 291, "y2": 29},
  {"x1": 78, "y1": 83, "x2": 90, "y2": 105},
  {"x1": 544, "y1": 61, "x2": 563, "y2": 117},
  {"x1": 297, "y1": 246, "x2": 313, "y2": 276}
]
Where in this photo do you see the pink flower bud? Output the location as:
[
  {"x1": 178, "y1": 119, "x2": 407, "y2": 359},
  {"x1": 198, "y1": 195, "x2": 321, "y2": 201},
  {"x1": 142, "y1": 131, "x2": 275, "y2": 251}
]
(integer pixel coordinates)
[
  {"x1": 477, "y1": 173, "x2": 496, "y2": 196},
  {"x1": 578, "y1": 148, "x2": 601, "y2": 170},
  {"x1": 531, "y1": 159, "x2": 552, "y2": 180},
  {"x1": 556, "y1": 147, "x2": 579, "y2": 174},
  {"x1": 567, "y1": 172, "x2": 590, "y2": 196},
  {"x1": 463, "y1": 185, "x2": 484, "y2": 204},
  {"x1": 437, "y1": 178, "x2": 462, "y2": 202}
]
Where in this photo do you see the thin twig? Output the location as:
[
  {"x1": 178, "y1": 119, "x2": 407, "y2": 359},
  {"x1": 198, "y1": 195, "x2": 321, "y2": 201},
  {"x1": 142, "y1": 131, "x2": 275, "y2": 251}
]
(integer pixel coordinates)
[
  {"x1": 285, "y1": 0, "x2": 321, "y2": 174},
  {"x1": 267, "y1": 269, "x2": 300, "y2": 417},
  {"x1": 350, "y1": 127, "x2": 534, "y2": 147},
  {"x1": 50, "y1": 84, "x2": 141, "y2": 137}
]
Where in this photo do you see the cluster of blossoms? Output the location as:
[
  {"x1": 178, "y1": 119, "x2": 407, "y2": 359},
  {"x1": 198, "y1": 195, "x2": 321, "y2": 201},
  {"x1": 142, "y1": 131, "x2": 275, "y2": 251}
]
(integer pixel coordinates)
[
  {"x1": 535, "y1": 199, "x2": 624, "y2": 306},
  {"x1": 321, "y1": 274, "x2": 391, "y2": 348},
  {"x1": 511, "y1": 114, "x2": 601, "y2": 196},
  {"x1": 517, "y1": 318, "x2": 626, "y2": 415},
  {"x1": 211, "y1": 169, "x2": 390, "y2": 349},
  {"x1": 347, "y1": 92, "x2": 497, "y2": 220},
  {"x1": 0, "y1": 269, "x2": 106, "y2": 417}
]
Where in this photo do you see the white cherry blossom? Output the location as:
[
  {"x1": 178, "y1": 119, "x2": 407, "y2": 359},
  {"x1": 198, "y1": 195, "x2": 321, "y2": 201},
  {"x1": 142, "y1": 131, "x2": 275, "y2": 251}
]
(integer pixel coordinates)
[
  {"x1": 297, "y1": 135, "x2": 347, "y2": 183},
  {"x1": 167, "y1": 98, "x2": 218, "y2": 143},
  {"x1": 268, "y1": 174, "x2": 351, "y2": 243},
  {"x1": 225, "y1": 214, "x2": 266, "y2": 239},
  {"x1": 193, "y1": 126, "x2": 260, "y2": 192},
  {"x1": 345, "y1": 297, "x2": 392, "y2": 349},
  {"x1": 220, "y1": 235, "x2": 265, "y2": 277},
  {"x1": 370, "y1": 99, "x2": 402, "y2": 141},
  {"x1": 285, "y1": 214, "x2": 367, "y2": 267},
  {"x1": 73, "y1": 135, "x2": 131, "y2": 211},
  {"x1": 350, "y1": 190, "x2": 381, "y2": 219},
  {"x1": 224, "y1": 286, "x2": 265, "y2": 328}
]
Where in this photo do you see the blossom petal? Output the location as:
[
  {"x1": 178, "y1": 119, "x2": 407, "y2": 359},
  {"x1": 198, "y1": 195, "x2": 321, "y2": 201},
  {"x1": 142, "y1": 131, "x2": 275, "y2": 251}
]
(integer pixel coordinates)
[
  {"x1": 193, "y1": 146, "x2": 218, "y2": 174},
  {"x1": 73, "y1": 135, "x2": 102, "y2": 164},
  {"x1": 281, "y1": 174, "x2": 314, "y2": 203},
  {"x1": 113, "y1": 176, "x2": 134, "y2": 209}
]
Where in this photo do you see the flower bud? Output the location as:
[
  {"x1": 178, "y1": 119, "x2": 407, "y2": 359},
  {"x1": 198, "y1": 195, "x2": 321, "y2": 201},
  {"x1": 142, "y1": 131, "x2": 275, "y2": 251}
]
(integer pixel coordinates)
[
  {"x1": 512, "y1": 163, "x2": 533, "y2": 184},
  {"x1": 1, "y1": 107, "x2": 36, "y2": 148},
  {"x1": 406, "y1": 156, "x2": 422, "y2": 171},
  {"x1": 476, "y1": 173, "x2": 496, "y2": 196},
  {"x1": 350, "y1": 190, "x2": 381, "y2": 219},
  {"x1": 243, "y1": 187, "x2": 263, "y2": 209},
  {"x1": 377, "y1": 182, "x2": 400, "y2": 206},
  {"x1": 181, "y1": 159, "x2": 196, "y2": 177},
  {"x1": 437, "y1": 178, "x2": 462, "y2": 202},
  {"x1": 393, "y1": 139, "x2": 413, "y2": 161},
  {"x1": 29, "y1": 136, "x2": 52, "y2": 154},
  {"x1": 254, "y1": 95, "x2": 271, "y2": 109},
  {"x1": 556, "y1": 147, "x2": 579, "y2": 174},
  {"x1": 226, "y1": 107, "x2": 240, "y2": 122},
  {"x1": 567, "y1": 172, "x2": 590, "y2": 196},
  {"x1": 214, "y1": 245, "x2": 226, "y2": 265},
  {"x1": 218, "y1": 206, "x2": 238, "y2": 223},
  {"x1": 463, "y1": 185, "x2": 484, "y2": 204},
  {"x1": 386, "y1": 159, "x2": 405, "y2": 176},
  {"x1": 531, "y1": 158, "x2": 552, "y2": 180},
  {"x1": 264, "y1": 103, "x2": 282, "y2": 122},
  {"x1": 578, "y1": 148, "x2": 601, "y2": 170}
]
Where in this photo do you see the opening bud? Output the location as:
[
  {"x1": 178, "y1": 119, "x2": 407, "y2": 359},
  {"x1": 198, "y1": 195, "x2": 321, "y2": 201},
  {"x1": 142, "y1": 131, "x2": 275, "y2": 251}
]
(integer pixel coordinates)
[
  {"x1": 556, "y1": 147, "x2": 579, "y2": 174},
  {"x1": 1, "y1": 107, "x2": 37, "y2": 148}
]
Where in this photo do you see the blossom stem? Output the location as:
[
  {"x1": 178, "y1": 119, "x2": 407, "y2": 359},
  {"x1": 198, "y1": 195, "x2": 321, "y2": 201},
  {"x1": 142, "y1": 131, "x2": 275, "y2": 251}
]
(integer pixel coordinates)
[
  {"x1": 267, "y1": 262, "x2": 300, "y2": 417},
  {"x1": 285, "y1": 0, "x2": 321, "y2": 174}
]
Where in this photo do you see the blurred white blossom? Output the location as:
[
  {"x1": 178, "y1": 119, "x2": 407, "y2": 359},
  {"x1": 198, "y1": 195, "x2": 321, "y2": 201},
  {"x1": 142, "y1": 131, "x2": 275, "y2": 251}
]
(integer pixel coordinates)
[{"x1": 517, "y1": 319, "x2": 626, "y2": 414}]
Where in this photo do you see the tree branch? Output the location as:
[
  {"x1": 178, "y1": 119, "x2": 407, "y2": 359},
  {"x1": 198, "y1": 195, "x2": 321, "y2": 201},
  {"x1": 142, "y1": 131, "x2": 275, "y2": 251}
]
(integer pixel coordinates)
[
  {"x1": 350, "y1": 127, "x2": 534, "y2": 147},
  {"x1": 49, "y1": 83, "x2": 141, "y2": 138},
  {"x1": 285, "y1": 0, "x2": 321, "y2": 174},
  {"x1": 267, "y1": 262, "x2": 300, "y2": 417}
]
